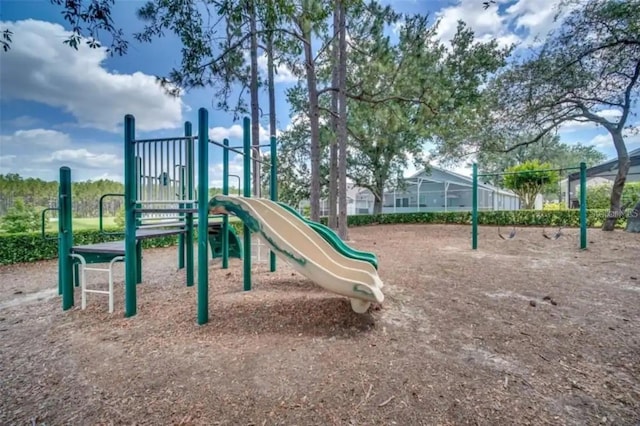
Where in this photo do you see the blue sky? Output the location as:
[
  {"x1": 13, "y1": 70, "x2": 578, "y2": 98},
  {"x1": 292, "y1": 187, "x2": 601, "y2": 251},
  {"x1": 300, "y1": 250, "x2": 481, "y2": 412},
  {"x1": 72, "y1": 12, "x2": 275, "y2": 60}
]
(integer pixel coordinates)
[{"x1": 1, "y1": 0, "x2": 638, "y2": 186}]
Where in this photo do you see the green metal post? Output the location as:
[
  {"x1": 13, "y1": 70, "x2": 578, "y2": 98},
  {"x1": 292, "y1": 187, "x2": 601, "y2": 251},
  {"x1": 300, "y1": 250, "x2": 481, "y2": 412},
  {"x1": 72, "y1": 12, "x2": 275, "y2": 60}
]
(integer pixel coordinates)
[
  {"x1": 579, "y1": 161, "x2": 587, "y2": 250},
  {"x1": 124, "y1": 114, "x2": 138, "y2": 317},
  {"x1": 197, "y1": 108, "x2": 209, "y2": 325},
  {"x1": 222, "y1": 138, "x2": 230, "y2": 269},
  {"x1": 178, "y1": 121, "x2": 192, "y2": 271},
  {"x1": 59, "y1": 166, "x2": 74, "y2": 309},
  {"x1": 243, "y1": 116, "x2": 252, "y2": 291},
  {"x1": 472, "y1": 163, "x2": 478, "y2": 250},
  {"x1": 134, "y1": 156, "x2": 142, "y2": 284},
  {"x1": 186, "y1": 126, "x2": 195, "y2": 287},
  {"x1": 269, "y1": 135, "x2": 277, "y2": 272}
]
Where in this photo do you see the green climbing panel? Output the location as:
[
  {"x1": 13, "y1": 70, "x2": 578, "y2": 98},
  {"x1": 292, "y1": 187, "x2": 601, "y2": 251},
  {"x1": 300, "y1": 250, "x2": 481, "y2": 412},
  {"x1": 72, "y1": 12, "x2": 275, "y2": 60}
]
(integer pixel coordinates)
[{"x1": 208, "y1": 223, "x2": 242, "y2": 260}]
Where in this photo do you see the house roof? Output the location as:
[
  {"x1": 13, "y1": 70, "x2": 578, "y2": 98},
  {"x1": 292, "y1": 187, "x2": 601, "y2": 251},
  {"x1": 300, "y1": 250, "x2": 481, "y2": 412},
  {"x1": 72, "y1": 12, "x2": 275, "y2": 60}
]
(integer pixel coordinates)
[
  {"x1": 567, "y1": 147, "x2": 640, "y2": 181},
  {"x1": 404, "y1": 164, "x2": 516, "y2": 195}
]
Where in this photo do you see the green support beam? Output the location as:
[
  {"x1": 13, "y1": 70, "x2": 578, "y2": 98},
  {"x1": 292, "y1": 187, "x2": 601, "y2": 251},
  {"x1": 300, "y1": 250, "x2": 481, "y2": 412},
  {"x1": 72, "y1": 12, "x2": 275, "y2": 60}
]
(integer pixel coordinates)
[
  {"x1": 471, "y1": 163, "x2": 478, "y2": 250},
  {"x1": 243, "y1": 116, "x2": 252, "y2": 291},
  {"x1": 269, "y1": 135, "x2": 277, "y2": 272},
  {"x1": 59, "y1": 166, "x2": 74, "y2": 310},
  {"x1": 124, "y1": 114, "x2": 137, "y2": 317},
  {"x1": 186, "y1": 123, "x2": 195, "y2": 287},
  {"x1": 579, "y1": 162, "x2": 587, "y2": 250},
  {"x1": 197, "y1": 108, "x2": 209, "y2": 325},
  {"x1": 222, "y1": 138, "x2": 230, "y2": 269}
]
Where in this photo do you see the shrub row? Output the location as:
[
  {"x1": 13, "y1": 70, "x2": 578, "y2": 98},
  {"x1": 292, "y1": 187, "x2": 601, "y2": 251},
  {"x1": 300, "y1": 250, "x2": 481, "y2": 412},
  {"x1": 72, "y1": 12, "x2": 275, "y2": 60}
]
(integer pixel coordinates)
[
  {"x1": 0, "y1": 220, "x2": 247, "y2": 265},
  {"x1": 0, "y1": 210, "x2": 623, "y2": 265},
  {"x1": 321, "y1": 209, "x2": 626, "y2": 229}
]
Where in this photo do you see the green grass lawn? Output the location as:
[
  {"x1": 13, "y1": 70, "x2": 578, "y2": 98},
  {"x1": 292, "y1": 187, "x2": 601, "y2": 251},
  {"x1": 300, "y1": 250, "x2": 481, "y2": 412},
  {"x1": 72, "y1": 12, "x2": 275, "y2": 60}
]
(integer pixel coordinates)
[
  {"x1": 42, "y1": 215, "x2": 239, "y2": 232},
  {"x1": 0, "y1": 215, "x2": 241, "y2": 236},
  {"x1": 44, "y1": 217, "x2": 118, "y2": 232}
]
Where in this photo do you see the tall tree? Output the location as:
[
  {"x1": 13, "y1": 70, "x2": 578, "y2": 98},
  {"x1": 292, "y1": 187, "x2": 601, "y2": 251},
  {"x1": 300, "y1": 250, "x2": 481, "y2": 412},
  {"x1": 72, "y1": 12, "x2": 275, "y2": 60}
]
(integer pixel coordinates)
[
  {"x1": 344, "y1": 14, "x2": 509, "y2": 213},
  {"x1": 485, "y1": 0, "x2": 640, "y2": 231},
  {"x1": 501, "y1": 161, "x2": 559, "y2": 209},
  {"x1": 336, "y1": 0, "x2": 348, "y2": 238},
  {"x1": 327, "y1": 1, "x2": 340, "y2": 230}
]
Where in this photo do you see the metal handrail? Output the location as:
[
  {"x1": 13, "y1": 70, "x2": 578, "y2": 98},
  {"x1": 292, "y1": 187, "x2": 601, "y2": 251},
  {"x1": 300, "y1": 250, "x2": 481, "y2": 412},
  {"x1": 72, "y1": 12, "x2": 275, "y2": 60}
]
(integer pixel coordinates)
[
  {"x1": 99, "y1": 193, "x2": 125, "y2": 235},
  {"x1": 41, "y1": 207, "x2": 58, "y2": 240}
]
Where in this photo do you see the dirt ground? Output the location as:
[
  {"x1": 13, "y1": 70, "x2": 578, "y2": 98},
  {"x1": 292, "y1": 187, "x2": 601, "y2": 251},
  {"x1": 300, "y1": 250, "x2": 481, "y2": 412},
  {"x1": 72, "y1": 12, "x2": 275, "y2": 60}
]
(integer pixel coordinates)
[{"x1": 1, "y1": 224, "x2": 639, "y2": 426}]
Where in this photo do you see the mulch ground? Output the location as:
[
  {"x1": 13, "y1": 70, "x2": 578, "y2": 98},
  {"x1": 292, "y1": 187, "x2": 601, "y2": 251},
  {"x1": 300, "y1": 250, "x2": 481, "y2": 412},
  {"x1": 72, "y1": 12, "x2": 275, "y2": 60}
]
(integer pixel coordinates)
[{"x1": 0, "y1": 224, "x2": 639, "y2": 426}]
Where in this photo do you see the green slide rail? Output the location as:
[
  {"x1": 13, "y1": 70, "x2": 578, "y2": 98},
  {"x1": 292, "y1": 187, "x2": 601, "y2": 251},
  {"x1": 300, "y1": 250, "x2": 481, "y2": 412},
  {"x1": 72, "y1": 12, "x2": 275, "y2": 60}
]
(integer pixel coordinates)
[{"x1": 276, "y1": 202, "x2": 379, "y2": 270}]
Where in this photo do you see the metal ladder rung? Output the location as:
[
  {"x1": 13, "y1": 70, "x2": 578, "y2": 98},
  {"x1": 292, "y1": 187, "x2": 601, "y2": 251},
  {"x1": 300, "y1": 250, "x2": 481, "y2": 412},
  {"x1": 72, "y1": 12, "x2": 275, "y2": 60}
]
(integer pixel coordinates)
[
  {"x1": 83, "y1": 289, "x2": 110, "y2": 295},
  {"x1": 84, "y1": 267, "x2": 111, "y2": 272}
]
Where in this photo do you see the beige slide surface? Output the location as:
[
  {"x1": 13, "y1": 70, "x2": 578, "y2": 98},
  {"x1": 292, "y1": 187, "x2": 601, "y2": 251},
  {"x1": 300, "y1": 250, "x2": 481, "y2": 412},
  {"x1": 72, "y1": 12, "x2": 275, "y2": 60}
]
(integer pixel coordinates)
[{"x1": 210, "y1": 195, "x2": 384, "y2": 312}]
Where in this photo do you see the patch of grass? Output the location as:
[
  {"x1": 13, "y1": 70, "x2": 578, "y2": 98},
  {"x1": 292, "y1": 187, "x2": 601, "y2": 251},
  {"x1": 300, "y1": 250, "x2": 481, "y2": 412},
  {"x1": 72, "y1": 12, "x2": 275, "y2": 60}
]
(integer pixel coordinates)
[{"x1": 44, "y1": 217, "x2": 117, "y2": 232}]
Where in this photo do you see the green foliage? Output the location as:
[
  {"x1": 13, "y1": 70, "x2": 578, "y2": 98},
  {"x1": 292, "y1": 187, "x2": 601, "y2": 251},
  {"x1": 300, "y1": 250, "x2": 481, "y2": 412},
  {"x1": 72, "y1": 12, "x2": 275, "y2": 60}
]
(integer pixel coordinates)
[
  {"x1": 542, "y1": 202, "x2": 567, "y2": 211},
  {"x1": 0, "y1": 173, "x2": 123, "y2": 218},
  {"x1": 318, "y1": 209, "x2": 625, "y2": 229},
  {"x1": 1, "y1": 198, "x2": 41, "y2": 233},
  {"x1": 501, "y1": 161, "x2": 559, "y2": 208},
  {"x1": 2, "y1": 0, "x2": 128, "y2": 55},
  {"x1": 114, "y1": 206, "x2": 125, "y2": 228},
  {"x1": 582, "y1": 182, "x2": 640, "y2": 209},
  {"x1": 476, "y1": 134, "x2": 607, "y2": 187},
  {"x1": 0, "y1": 209, "x2": 624, "y2": 264},
  {"x1": 0, "y1": 219, "x2": 246, "y2": 264}
]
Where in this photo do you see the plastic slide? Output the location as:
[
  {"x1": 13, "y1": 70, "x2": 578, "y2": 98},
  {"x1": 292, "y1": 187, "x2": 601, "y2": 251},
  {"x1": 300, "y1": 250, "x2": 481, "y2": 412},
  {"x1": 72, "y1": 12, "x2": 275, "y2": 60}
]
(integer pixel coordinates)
[
  {"x1": 209, "y1": 195, "x2": 384, "y2": 313},
  {"x1": 275, "y1": 201, "x2": 379, "y2": 269}
]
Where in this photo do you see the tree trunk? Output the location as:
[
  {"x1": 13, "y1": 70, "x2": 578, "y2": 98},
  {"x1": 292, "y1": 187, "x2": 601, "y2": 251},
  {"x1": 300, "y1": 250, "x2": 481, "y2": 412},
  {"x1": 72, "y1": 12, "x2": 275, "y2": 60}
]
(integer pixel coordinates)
[
  {"x1": 337, "y1": 0, "x2": 348, "y2": 240},
  {"x1": 249, "y1": 0, "x2": 260, "y2": 198},
  {"x1": 266, "y1": 18, "x2": 276, "y2": 146},
  {"x1": 303, "y1": 28, "x2": 321, "y2": 222},
  {"x1": 603, "y1": 129, "x2": 630, "y2": 231},
  {"x1": 266, "y1": 9, "x2": 277, "y2": 200},
  {"x1": 373, "y1": 191, "x2": 383, "y2": 214},
  {"x1": 328, "y1": 2, "x2": 339, "y2": 231},
  {"x1": 626, "y1": 200, "x2": 640, "y2": 233}
]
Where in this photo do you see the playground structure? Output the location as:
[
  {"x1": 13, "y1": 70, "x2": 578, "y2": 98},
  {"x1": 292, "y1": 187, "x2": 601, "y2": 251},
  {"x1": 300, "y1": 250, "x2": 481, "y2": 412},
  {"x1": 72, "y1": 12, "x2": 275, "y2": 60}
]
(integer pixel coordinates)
[
  {"x1": 471, "y1": 162, "x2": 588, "y2": 250},
  {"x1": 53, "y1": 108, "x2": 383, "y2": 324}
]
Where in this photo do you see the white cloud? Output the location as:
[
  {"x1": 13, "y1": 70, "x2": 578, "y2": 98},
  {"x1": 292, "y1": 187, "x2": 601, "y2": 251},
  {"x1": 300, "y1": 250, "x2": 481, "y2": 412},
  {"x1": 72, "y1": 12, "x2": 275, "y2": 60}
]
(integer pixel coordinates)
[
  {"x1": 2, "y1": 115, "x2": 42, "y2": 128},
  {"x1": 0, "y1": 19, "x2": 184, "y2": 132},
  {"x1": 588, "y1": 131, "x2": 640, "y2": 150},
  {"x1": 559, "y1": 109, "x2": 623, "y2": 133},
  {"x1": 434, "y1": 0, "x2": 572, "y2": 50},
  {"x1": 256, "y1": 53, "x2": 298, "y2": 84},
  {"x1": 0, "y1": 128, "x2": 72, "y2": 149},
  {"x1": 0, "y1": 128, "x2": 121, "y2": 181},
  {"x1": 209, "y1": 123, "x2": 276, "y2": 144},
  {"x1": 42, "y1": 148, "x2": 122, "y2": 169},
  {"x1": 435, "y1": 0, "x2": 517, "y2": 48}
]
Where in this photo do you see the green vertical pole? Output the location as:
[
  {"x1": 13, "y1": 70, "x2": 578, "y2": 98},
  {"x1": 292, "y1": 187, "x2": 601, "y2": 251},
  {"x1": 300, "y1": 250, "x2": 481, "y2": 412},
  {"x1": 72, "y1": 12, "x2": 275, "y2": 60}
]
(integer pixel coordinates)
[
  {"x1": 579, "y1": 161, "x2": 587, "y2": 250},
  {"x1": 472, "y1": 163, "x2": 478, "y2": 250},
  {"x1": 222, "y1": 138, "x2": 230, "y2": 269},
  {"x1": 179, "y1": 122, "x2": 191, "y2": 271},
  {"x1": 243, "y1": 116, "x2": 252, "y2": 291},
  {"x1": 135, "y1": 156, "x2": 142, "y2": 284},
  {"x1": 124, "y1": 114, "x2": 138, "y2": 317},
  {"x1": 197, "y1": 108, "x2": 209, "y2": 325},
  {"x1": 269, "y1": 135, "x2": 277, "y2": 272},
  {"x1": 186, "y1": 128, "x2": 195, "y2": 287},
  {"x1": 59, "y1": 166, "x2": 74, "y2": 310}
]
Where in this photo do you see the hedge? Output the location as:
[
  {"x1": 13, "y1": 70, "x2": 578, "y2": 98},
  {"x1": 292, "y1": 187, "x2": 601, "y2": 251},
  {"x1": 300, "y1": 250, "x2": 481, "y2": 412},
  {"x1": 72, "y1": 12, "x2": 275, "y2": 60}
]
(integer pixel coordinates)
[
  {"x1": 0, "y1": 210, "x2": 624, "y2": 265},
  {"x1": 320, "y1": 208, "x2": 626, "y2": 229},
  {"x1": 0, "y1": 221, "x2": 245, "y2": 265}
]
